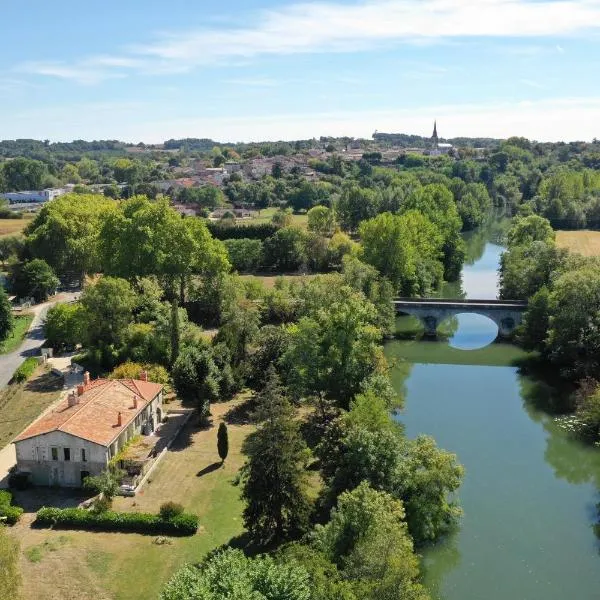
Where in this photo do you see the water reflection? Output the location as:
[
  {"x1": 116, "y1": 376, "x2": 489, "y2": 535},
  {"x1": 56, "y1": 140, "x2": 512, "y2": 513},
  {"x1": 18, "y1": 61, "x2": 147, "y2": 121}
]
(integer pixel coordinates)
[
  {"x1": 446, "y1": 314, "x2": 498, "y2": 350},
  {"x1": 387, "y1": 220, "x2": 600, "y2": 600}
]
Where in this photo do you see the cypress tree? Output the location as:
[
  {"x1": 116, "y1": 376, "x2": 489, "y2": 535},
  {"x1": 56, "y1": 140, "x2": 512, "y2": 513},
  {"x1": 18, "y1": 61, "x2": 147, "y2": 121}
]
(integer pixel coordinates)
[
  {"x1": 217, "y1": 422, "x2": 229, "y2": 464},
  {"x1": 241, "y1": 367, "x2": 311, "y2": 546}
]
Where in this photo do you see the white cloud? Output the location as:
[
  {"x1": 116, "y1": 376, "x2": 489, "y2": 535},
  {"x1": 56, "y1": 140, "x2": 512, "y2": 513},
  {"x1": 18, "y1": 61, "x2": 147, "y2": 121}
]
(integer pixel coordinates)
[
  {"x1": 17, "y1": 0, "x2": 600, "y2": 82},
  {"x1": 223, "y1": 77, "x2": 280, "y2": 87},
  {"x1": 6, "y1": 96, "x2": 600, "y2": 143}
]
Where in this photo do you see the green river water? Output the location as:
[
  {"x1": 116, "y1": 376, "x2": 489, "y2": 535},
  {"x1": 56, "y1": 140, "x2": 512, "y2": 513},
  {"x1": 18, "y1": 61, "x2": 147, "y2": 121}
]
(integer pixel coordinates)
[{"x1": 385, "y1": 223, "x2": 600, "y2": 600}]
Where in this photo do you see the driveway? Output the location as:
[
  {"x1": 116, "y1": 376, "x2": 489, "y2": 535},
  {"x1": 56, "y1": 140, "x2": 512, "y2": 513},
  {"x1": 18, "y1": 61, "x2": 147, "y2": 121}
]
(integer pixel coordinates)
[{"x1": 0, "y1": 293, "x2": 79, "y2": 390}]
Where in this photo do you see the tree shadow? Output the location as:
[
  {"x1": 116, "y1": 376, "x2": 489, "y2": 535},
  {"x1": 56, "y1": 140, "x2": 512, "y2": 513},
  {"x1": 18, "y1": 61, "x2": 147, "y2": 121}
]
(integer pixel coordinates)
[
  {"x1": 196, "y1": 462, "x2": 222, "y2": 478},
  {"x1": 24, "y1": 371, "x2": 64, "y2": 394},
  {"x1": 224, "y1": 397, "x2": 256, "y2": 426}
]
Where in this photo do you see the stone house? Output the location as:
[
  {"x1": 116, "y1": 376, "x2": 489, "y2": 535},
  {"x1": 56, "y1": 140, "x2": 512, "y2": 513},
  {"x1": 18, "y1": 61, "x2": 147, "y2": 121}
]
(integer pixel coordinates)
[{"x1": 13, "y1": 372, "x2": 163, "y2": 487}]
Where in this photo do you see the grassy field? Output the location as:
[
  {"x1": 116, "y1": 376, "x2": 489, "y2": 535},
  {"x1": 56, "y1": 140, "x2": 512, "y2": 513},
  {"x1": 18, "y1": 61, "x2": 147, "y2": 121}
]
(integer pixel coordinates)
[
  {"x1": 0, "y1": 217, "x2": 33, "y2": 238},
  {"x1": 556, "y1": 230, "x2": 600, "y2": 256},
  {"x1": 0, "y1": 314, "x2": 33, "y2": 355},
  {"x1": 244, "y1": 207, "x2": 309, "y2": 228},
  {"x1": 12, "y1": 395, "x2": 255, "y2": 600},
  {"x1": 0, "y1": 368, "x2": 63, "y2": 449}
]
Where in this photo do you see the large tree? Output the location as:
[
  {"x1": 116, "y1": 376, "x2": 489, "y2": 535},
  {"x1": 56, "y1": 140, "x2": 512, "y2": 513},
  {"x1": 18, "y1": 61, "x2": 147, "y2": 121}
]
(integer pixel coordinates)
[
  {"x1": 25, "y1": 193, "x2": 117, "y2": 283},
  {"x1": 241, "y1": 368, "x2": 311, "y2": 545},
  {"x1": 11, "y1": 258, "x2": 59, "y2": 302},
  {"x1": 314, "y1": 482, "x2": 429, "y2": 600},
  {"x1": 0, "y1": 286, "x2": 14, "y2": 343}
]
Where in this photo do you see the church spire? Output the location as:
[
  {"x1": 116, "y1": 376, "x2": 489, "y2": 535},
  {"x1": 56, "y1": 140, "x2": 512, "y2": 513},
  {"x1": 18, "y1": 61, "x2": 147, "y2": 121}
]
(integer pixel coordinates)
[{"x1": 432, "y1": 120, "x2": 439, "y2": 149}]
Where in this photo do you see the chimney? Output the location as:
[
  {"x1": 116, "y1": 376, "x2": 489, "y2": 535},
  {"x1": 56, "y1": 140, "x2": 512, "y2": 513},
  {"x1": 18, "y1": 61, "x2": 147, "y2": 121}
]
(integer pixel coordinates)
[
  {"x1": 68, "y1": 392, "x2": 78, "y2": 407},
  {"x1": 83, "y1": 371, "x2": 90, "y2": 386},
  {"x1": 77, "y1": 384, "x2": 85, "y2": 396},
  {"x1": 117, "y1": 412, "x2": 122, "y2": 427},
  {"x1": 139, "y1": 370, "x2": 148, "y2": 382},
  {"x1": 132, "y1": 395, "x2": 138, "y2": 410}
]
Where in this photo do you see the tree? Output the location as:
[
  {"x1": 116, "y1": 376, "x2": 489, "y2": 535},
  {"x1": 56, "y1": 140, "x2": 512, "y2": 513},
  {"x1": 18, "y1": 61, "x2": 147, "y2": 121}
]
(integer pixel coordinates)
[
  {"x1": 314, "y1": 482, "x2": 429, "y2": 600},
  {"x1": 217, "y1": 422, "x2": 229, "y2": 464},
  {"x1": 80, "y1": 276, "x2": 136, "y2": 351},
  {"x1": 26, "y1": 193, "x2": 117, "y2": 283},
  {"x1": 0, "y1": 236, "x2": 23, "y2": 269},
  {"x1": 307, "y1": 205, "x2": 335, "y2": 235},
  {"x1": 506, "y1": 215, "x2": 555, "y2": 247},
  {"x1": 178, "y1": 186, "x2": 225, "y2": 209},
  {"x1": 283, "y1": 284, "x2": 384, "y2": 412},
  {"x1": 44, "y1": 302, "x2": 84, "y2": 349},
  {"x1": 0, "y1": 526, "x2": 21, "y2": 600},
  {"x1": 0, "y1": 287, "x2": 14, "y2": 343},
  {"x1": 336, "y1": 185, "x2": 380, "y2": 232},
  {"x1": 287, "y1": 181, "x2": 329, "y2": 213},
  {"x1": 546, "y1": 264, "x2": 600, "y2": 379},
  {"x1": 11, "y1": 258, "x2": 59, "y2": 302},
  {"x1": 83, "y1": 467, "x2": 125, "y2": 508},
  {"x1": 172, "y1": 344, "x2": 220, "y2": 416},
  {"x1": 242, "y1": 368, "x2": 311, "y2": 545},
  {"x1": 359, "y1": 211, "x2": 443, "y2": 296},
  {"x1": 263, "y1": 227, "x2": 308, "y2": 271},
  {"x1": 224, "y1": 238, "x2": 263, "y2": 272},
  {"x1": 161, "y1": 548, "x2": 312, "y2": 600},
  {"x1": 2, "y1": 157, "x2": 48, "y2": 191}
]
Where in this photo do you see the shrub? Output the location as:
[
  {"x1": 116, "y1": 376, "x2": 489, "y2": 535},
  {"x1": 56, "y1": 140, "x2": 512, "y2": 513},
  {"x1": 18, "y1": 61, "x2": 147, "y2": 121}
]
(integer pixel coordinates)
[
  {"x1": 12, "y1": 357, "x2": 39, "y2": 383},
  {"x1": 35, "y1": 507, "x2": 198, "y2": 536},
  {"x1": 109, "y1": 361, "x2": 169, "y2": 384},
  {"x1": 0, "y1": 490, "x2": 24, "y2": 525},
  {"x1": 159, "y1": 501, "x2": 184, "y2": 520},
  {"x1": 207, "y1": 222, "x2": 279, "y2": 240}
]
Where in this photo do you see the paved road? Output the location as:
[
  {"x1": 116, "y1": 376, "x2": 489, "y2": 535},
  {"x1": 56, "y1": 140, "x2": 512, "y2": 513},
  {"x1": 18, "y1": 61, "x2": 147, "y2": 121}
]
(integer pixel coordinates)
[{"x1": 0, "y1": 293, "x2": 79, "y2": 390}]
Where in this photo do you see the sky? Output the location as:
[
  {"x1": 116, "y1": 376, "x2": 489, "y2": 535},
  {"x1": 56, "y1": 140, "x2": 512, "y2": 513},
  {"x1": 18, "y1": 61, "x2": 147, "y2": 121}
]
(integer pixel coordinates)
[{"x1": 1, "y1": 0, "x2": 600, "y2": 143}]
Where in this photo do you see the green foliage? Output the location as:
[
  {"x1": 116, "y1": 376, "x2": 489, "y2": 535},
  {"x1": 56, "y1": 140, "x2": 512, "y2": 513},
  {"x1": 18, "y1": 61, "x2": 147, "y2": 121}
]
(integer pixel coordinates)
[
  {"x1": 0, "y1": 525, "x2": 21, "y2": 599},
  {"x1": 11, "y1": 258, "x2": 59, "y2": 302},
  {"x1": 109, "y1": 361, "x2": 169, "y2": 384},
  {"x1": 506, "y1": 215, "x2": 555, "y2": 247},
  {"x1": 26, "y1": 193, "x2": 117, "y2": 282},
  {"x1": 263, "y1": 227, "x2": 308, "y2": 271},
  {"x1": 178, "y1": 186, "x2": 225, "y2": 209},
  {"x1": 12, "y1": 357, "x2": 38, "y2": 383},
  {"x1": 80, "y1": 277, "x2": 136, "y2": 358},
  {"x1": 44, "y1": 302, "x2": 84, "y2": 349},
  {"x1": 159, "y1": 502, "x2": 184, "y2": 520},
  {"x1": 83, "y1": 468, "x2": 124, "y2": 501},
  {"x1": 161, "y1": 548, "x2": 312, "y2": 600},
  {"x1": 307, "y1": 205, "x2": 335, "y2": 235},
  {"x1": 35, "y1": 507, "x2": 198, "y2": 535},
  {"x1": 2, "y1": 157, "x2": 49, "y2": 191},
  {"x1": 283, "y1": 282, "x2": 384, "y2": 410},
  {"x1": 172, "y1": 343, "x2": 221, "y2": 412},
  {"x1": 0, "y1": 286, "x2": 14, "y2": 343},
  {"x1": 336, "y1": 185, "x2": 380, "y2": 232},
  {"x1": 314, "y1": 482, "x2": 429, "y2": 600},
  {"x1": 217, "y1": 422, "x2": 229, "y2": 463},
  {"x1": 0, "y1": 490, "x2": 24, "y2": 525},
  {"x1": 242, "y1": 368, "x2": 312, "y2": 545},
  {"x1": 224, "y1": 238, "x2": 263, "y2": 272},
  {"x1": 207, "y1": 221, "x2": 279, "y2": 240}
]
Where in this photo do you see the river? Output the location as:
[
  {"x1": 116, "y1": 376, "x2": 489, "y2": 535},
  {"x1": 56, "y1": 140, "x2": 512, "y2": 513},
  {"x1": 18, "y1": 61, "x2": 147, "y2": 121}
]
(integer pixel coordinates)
[{"x1": 385, "y1": 222, "x2": 600, "y2": 600}]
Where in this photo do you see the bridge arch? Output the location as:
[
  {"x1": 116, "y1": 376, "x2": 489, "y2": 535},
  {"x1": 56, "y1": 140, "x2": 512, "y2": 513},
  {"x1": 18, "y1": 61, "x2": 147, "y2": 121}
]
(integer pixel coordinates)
[{"x1": 393, "y1": 298, "x2": 527, "y2": 340}]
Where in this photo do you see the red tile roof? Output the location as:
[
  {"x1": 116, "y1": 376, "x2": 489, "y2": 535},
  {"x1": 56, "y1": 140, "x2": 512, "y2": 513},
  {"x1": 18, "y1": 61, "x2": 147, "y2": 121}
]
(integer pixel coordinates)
[{"x1": 14, "y1": 379, "x2": 163, "y2": 447}]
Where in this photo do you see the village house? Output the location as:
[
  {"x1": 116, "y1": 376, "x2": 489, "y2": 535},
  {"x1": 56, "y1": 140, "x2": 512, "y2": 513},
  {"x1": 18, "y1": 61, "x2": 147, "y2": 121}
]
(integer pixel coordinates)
[{"x1": 13, "y1": 373, "x2": 163, "y2": 488}]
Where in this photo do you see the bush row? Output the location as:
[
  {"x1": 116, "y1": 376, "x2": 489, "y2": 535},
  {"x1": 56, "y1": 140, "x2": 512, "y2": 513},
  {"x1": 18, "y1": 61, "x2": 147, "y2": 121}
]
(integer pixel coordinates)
[
  {"x1": 12, "y1": 357, "x2": 39, "y2": 383},
  {"x1": 207, "y1": 221, "x2": 279, "y2": 240},
  {"x1": 35, "y1": 507, "x2": 198, "y2": 536},
  {"x1": 0, "y1": 490, "x2": 24, "y2": 525}
]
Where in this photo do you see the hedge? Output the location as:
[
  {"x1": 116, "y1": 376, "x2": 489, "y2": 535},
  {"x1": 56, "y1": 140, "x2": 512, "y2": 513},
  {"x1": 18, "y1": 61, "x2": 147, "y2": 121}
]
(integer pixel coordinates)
[
  {"x1": 207, "y1": 221, "x2": 279, "y2": 240},
  {"x1": 0, "y1": 490, "x2": 24, "y2": 525},
  {"x1": 12, "y1": 357, "x2": 39, "y2": 383},
  {"x1": 35, "y1": 507, "x2": 198, "y2": 536}
]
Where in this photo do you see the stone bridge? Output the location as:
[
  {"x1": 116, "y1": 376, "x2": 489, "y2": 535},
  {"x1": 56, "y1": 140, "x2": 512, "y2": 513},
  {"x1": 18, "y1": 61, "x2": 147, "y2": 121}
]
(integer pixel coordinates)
[{"x1": 393, "y1": 298, "x2": 528, "y2": 339}]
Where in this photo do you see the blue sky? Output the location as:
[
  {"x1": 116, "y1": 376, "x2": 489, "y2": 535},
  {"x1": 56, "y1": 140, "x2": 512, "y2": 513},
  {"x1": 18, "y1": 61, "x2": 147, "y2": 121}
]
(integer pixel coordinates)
[{"x1": 2, "y1": 0, "x2": 600, "y2": 143}]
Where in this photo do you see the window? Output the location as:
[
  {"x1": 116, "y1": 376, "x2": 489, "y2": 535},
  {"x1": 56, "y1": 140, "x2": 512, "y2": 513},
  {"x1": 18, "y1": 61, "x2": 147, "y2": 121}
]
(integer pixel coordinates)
[
  {"x1": 51, "y1": 447, "x2": 58, "y2": 461},
  {"x1": 64, "y1": 448, "x2": 71, "y2": 461},
  {"x1": 81, "y1": 448, "x2": 87, "y2": 462}
]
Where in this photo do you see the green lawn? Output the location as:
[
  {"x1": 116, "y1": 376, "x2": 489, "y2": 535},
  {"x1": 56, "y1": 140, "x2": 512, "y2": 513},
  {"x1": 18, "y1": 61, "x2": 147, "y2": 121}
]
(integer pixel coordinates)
[
  {"x1": 0, "y1": 314, "x2": 33, "y2": 354},
  {"x1": 244, "y1": 207, "x2": 309, "y2": 229}
]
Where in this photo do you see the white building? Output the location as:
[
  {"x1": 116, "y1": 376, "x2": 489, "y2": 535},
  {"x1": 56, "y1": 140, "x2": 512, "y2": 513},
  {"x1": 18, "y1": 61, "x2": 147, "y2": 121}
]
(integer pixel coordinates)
[
  {"x1": 1, "y1": 188, "x2": 67, "y2": 204},
  {"x1": 13, "y1": 373, "x2": 163, "y2": 487}
]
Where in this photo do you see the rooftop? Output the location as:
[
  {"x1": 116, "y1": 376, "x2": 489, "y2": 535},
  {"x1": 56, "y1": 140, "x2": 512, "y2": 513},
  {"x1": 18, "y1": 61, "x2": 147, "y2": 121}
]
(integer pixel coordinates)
[{"x1": 14, "y1": 377, "x2": 163, "y2": 447}]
